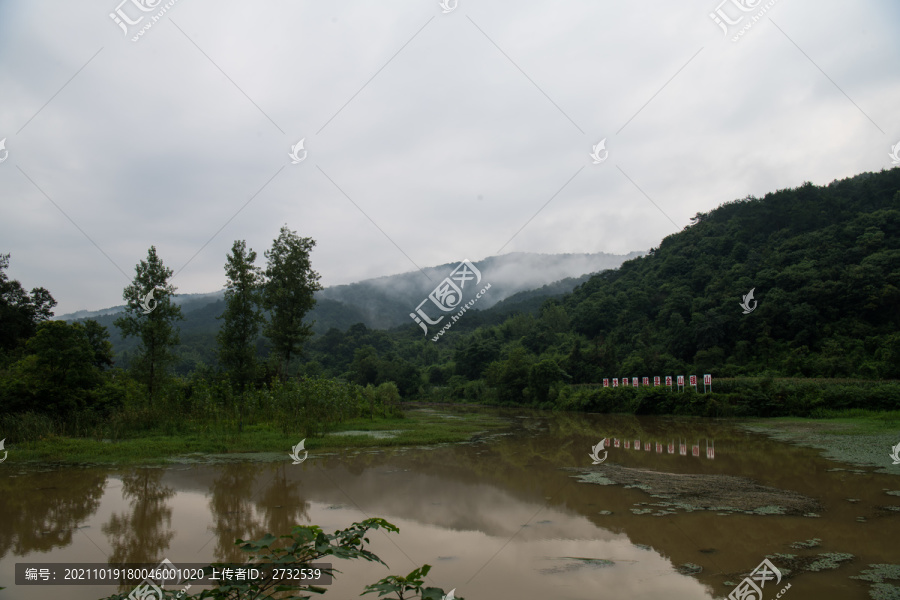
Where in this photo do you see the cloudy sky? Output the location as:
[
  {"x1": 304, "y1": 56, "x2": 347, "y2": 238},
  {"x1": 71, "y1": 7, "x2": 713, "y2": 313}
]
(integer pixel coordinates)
[{"x1": 1, "y1": 0, "x2": 898, "y2": 315}]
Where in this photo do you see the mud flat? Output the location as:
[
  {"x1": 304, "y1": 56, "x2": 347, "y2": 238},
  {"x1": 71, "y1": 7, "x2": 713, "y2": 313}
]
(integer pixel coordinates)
[{"x1": 566, "y1": 463, "x2": 821, "y2": 516}]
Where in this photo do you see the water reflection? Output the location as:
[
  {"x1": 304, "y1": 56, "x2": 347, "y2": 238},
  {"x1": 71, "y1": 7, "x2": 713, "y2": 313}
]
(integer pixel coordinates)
[
  {"x1": 207, "y1": 463, "x2": 310, "y2": 563},
  {"x1": 102, "y1": 469, "x2": 176, "y2": 564},
  {"x1": 3, "y1": 411, "x2": 898, "y2": 600},
  {"x1": 0, "y1": 469, "x2": 106, "y2": 559}
]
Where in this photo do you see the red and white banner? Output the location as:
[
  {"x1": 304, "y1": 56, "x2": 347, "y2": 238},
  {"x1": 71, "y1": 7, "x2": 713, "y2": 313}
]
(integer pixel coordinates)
[
  {"x1": 632, "y1": 377, "x2": 639, "y2": 387},
  {"x1": 666, "y1": 376, "x2": 673, "y2": 386},
  {"x1": 614, "y1": 438, "x2": 620, "y2": 448},
  {"x1": 642, "y1": 377, "x2": 649, "y2": 386},
  {"x1": 690, "y1": 375, "x2": 697, "y2": 386},
  {"x1": 677, "y1": 375, "x2": 684, "y2": 386},
  {"x1": 644, "y1": 442, "x2": 651, "y2": 451},
  {"x1": 633, "y1": 439, "x2": 640, "y2": 450},
  {"x1": 692, "y1": 443, "x2": 700, "y2": 457},
  {"x1": 654, "y1": 376, "x2": 660, "y2": 386},
  {"x1": 668, "y1": 442, "x2": 675, "y2": 454},
  {"x1": 612, "y1": 378, "x2": 619, "y2": 387},
  {"x1": 704, "y1": 374, "x2": 711, "y2": 385},
  {"x1": 656, "y1": 442, "x2": 663, "y2": 453},
  {"x1": 603, "y1": 378, "x2": 609, "y2": 387}
]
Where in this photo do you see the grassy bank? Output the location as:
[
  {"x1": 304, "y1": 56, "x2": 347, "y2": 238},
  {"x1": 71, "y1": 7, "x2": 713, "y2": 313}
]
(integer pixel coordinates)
[
  {"x1": 3, "y1": 408, "x2": 509, "y2": 466},
  {"x1": 738, "y1": 408, "x2": 900, "y2": 472}
]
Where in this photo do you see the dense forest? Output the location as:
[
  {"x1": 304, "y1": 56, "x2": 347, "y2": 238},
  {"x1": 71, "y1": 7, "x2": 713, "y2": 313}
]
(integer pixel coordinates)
[{"x1": 2, "y1": 169, "x2": 900, "y2": 435}]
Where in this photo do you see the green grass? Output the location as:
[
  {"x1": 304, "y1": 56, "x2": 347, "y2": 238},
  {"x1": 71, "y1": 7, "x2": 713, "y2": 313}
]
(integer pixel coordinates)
[
  {"x1": 754, "y1": 410, "x2": 900, "y2": 435},
  {"x1": 8, "y1": 408, "x2": 509, "y2": 465}
]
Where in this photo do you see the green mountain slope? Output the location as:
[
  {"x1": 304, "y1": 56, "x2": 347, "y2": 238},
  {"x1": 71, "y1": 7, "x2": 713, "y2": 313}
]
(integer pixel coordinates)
[{"x1": 556, "y1": 170, "x2": 900, "y2": 379}]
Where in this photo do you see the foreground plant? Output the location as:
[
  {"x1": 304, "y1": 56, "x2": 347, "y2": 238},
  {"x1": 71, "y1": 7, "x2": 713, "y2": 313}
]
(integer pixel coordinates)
[
  {"x1": 363, "y1": 564, "x2": 461, "y2": 600},
  {"x1": 98, "y1": 518, "x2": 456, "y2": 600}
]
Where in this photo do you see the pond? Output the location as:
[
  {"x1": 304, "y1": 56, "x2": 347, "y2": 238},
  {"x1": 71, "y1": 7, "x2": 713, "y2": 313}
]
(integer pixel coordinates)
[{"x1": 1, "y1": 409, "x2": 898, "y2": 599}]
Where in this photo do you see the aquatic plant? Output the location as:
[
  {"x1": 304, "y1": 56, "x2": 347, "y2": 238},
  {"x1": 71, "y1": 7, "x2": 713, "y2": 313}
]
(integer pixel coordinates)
[{"x1": 789, "y1": 538, "x2": 822, "y2": 549}]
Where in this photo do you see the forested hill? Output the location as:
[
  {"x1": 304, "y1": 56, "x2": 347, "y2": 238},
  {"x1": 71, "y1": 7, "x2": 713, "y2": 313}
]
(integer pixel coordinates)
[
  {"x1": 547, "y1": 169, "x2": 900, "y2": 380},
  {"x1": 291, "y1": 169, "x2": 900, "y2": 404}
]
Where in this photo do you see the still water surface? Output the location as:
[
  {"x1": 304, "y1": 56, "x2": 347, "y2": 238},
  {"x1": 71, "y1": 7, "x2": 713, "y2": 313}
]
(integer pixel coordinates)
[{"x1": 2, "y1": 409, "x2": 899, "y2": 599}]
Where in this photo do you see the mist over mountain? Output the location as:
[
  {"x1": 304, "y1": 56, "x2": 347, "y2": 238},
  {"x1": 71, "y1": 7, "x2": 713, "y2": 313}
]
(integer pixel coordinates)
[
  {"x1": 316, "y1": 251, "x2": 645, "y2": 329},
  {"x1": 59, "y1": 251, "x2": 642, "y2": 326},
  {"x1": 58, "y1": 250, "x2": 643, "y2": 369}
]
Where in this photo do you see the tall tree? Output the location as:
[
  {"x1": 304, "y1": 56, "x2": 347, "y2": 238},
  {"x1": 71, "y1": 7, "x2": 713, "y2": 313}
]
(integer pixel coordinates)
[
  {"x1": 114, "y1": 246, "x2": 183, "y2": 406},
  {"x1": 217, "y1": 240, "x2": 265, "y2": 430},
  {"x1": 262, "y1": 226, "x2": 322, "y2": 379}
]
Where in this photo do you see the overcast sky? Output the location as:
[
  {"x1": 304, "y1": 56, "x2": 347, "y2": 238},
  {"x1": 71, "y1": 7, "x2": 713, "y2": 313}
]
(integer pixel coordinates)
[{"x1": 1, "y1": 0, "x2": 898, "y2": 315}]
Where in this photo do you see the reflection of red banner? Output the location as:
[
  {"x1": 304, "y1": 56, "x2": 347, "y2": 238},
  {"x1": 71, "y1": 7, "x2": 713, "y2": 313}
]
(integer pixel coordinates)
[{"x1": 603, "y1": 438, "x2": 716, "y2": 459}]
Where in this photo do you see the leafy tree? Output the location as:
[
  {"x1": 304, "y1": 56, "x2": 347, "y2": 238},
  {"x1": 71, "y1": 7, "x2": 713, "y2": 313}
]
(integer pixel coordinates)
[
  {"x1": 454, "y1": 335, "x2": 500, "y2": 379},
  {"x1": 80, "y1": 319, "x2": 114, "y2": 369},
  {"x1": 484, "y1": 346, "x2": 532, "y2": 404},
  {"x1": 350, "y1": 345, "x2": 381, "y2": 386},
  {"x1": 527, "y1": 358, "x2": 569, "y2": 404},
  {"x1": 114, "y1": 246, "x2": 184, "y2": 406},
  {"x1": 263, "y1": 226, "x2": 323, "y2": 379},
  {"x1": 0, "y1": 253, "x2": 56, "y2": 357},
  {"x1": 1, "y1": 320, "x2": 102, "y2": 413},
  {"x1": 217, "y1": 240, "x2": 265, "y2": 429}
]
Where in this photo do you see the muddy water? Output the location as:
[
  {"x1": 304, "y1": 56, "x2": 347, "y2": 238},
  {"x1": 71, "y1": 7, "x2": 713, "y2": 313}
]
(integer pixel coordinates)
[{"x1": 1, "y1": 409, "x2": 898, "y2": 600}]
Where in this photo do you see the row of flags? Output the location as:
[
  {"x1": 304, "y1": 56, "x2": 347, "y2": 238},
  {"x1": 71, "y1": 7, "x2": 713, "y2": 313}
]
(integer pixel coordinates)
[
  {"x1": 608, "y1": 438, "x2": 715, "y2": 459},
  {"x1": 602, "y1": 374, "x2": 712, "y2": 388}
]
